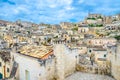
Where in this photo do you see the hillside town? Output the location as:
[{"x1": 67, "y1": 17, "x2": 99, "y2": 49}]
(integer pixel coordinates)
[{"x1": 0, "y1": 13, "x2": 120, "y2": 80}]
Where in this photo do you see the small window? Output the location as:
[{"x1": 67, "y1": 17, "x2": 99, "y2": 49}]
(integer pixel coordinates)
[
  {"x1": 0, "y1": 62, "x2": 1, "y2": 67},
  {"x1": 104, "y1": 54, "x2": 106, "y2": 57},
  {"x1": 110, "y1": 51, "x2": 112, "y2": 54},
  {"x1": 89, "y1": 50, "x2": 92, "y2": 53},
  {"x1": 7, "y1": 68, "x2": 9, "y2": 72},
  {"x1": 12, "y1": 56, "x2": 14, "y2": 61},
  {"x1": 89, "y1": 41, "x2": 91, "y2": 44}
]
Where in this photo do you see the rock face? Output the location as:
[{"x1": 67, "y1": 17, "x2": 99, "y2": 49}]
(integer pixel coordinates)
[{"x1": 65, "y1": 72, "x2": 115, "y2": 80}]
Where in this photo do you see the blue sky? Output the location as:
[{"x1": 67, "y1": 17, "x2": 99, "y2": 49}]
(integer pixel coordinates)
[{"x1": 0, "y1": 0, "x2": 120, "y2": 24}]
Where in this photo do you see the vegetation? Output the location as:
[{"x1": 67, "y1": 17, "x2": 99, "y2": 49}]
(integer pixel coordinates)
[
  {"x1": 47, "y1": 38, "x2": 51, "y2": 43},
  {"x1": 96, "y1": 24, "x2": 103, "y2": 27},
  {"x1": 88, "y1": 24, "x2": 95, "y2": 27},
  {"x1": 73, "y1": 23, "x2": 77, "y2": 27},
  {"x1": 114, "y1": 35, "x2": 120, "y2": 40},
  {"x1": 97, "y1": 16, "x2": 103, "y2": 19},
  {"x1": 106, "y1": 32, "x2": 111, "y2": 36},
  {"x1": 113, "y1": 19, "x2": 117, "y2": 21},
  {"x1": 89, "y1": 24, "x2": 103, "y2": 27},
  {"x1": 15, "y1": 31, "x2": 21, "y2": 33},
  {"x1": 27, "y1": 31, "x2": 30, "y2": 34},
  {"x1": 72, "y1": 27, "x2": 78, "y2": 31},
  {"x1": 87, "y1": 16, "x2": 103, "y2": 20},
  {"x1": 87, "y1": 17, "x2": 96, "y2": 20},
  {"x1": 54, "y1": 36, "x2": 58, "y2": 38},
  {"x1": 47, "y1": 24, "x2": 51, "y2": 28}
]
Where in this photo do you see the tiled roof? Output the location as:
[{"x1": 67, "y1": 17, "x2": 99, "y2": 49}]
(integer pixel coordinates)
[{"x1": 19, "y1": 45, "x2": 53, "y2": 59}]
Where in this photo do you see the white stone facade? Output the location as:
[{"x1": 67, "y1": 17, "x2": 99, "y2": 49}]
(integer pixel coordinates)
[{"x1": 11, "y1": 43, "x2": 79, "y2": 80}]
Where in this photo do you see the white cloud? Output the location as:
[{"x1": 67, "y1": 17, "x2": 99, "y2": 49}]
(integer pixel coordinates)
[
  {"x1": 0, "y1": 0, "x2": 120, "y2": 23},
  {"x1": 65, "y1": 6, "x2": 74, "y2": 10},
  {"x1": 78, "y1": 0, "x2": 84, "y2": 4},
  {"x1": 49, "y1": 4, "x2": 56, "y2": 8},
  {"x1": 95, "y1": 7, "x2": 120, "y2": 14}
]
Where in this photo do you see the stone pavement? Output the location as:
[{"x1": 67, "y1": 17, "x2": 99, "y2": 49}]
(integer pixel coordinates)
[{"x1": 65, "y1": 72, "x2": 115, "y2": 80}]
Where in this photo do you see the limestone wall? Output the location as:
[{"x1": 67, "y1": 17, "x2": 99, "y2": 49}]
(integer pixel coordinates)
[
  {"x1": 54, "y1": 44, "x2": 78, "y2": 80},
  {"x1": 76, "y1": 63, "x2": 111, "y2": 75},
  {"x1": 111, "y1": 44, "x2": 120, "y2": 80}
]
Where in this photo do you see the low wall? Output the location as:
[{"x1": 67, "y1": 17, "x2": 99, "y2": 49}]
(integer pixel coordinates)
[{"x1": 76, "y1": 64, "x2": 111, "y2": 75}]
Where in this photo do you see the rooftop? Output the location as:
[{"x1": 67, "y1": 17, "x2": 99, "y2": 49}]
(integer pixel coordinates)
[{"x1": 19, "y1": 45, "x2": 53, "y2": 59}]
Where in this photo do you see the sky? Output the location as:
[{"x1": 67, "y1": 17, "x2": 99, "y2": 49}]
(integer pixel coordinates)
[{"x1": 0, "y1": 0, "x2": 120, "y2": 24}]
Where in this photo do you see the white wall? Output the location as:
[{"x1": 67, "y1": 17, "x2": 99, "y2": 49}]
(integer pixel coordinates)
[{"x1": 11, "y1": 52, "x2": 55, "y2": 80}]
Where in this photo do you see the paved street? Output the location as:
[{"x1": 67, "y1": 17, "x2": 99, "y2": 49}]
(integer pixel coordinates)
[{"x1": 65, "y1": 72, "x2": 115, "y2": 80}]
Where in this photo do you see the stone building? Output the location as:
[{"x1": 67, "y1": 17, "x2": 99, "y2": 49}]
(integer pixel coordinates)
[
  {"x1": 86, "y1": 38, "x2": 117, "y2": 46},
  {"x1": 8, "y1": 42, "x2": 79, "y2": 80},
  {"x1": 105, "y1": 16, "x2": 112, "y2": 24},
  {"x1": 111, "y1": 43, "x2": 120, "y2": 80},
  {"x1": 78, "y1": 24, "x2": 89, "y2": 34},
  {"x1": 60, "y1": 22, "x2": 74, "y2": 29},
  {"x1": 0, "y1": 51, "x2": 11, "y2": 79}
]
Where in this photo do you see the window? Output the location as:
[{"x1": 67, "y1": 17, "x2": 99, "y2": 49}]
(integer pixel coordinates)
[
  {"x1": 12, "y1": 56, "x2": 14, "y2": 61},
  {"x1": 0, "y1": 62, "x2": 1, "y2": 67},
  {"x1": 104, "y1": 54, "x2": 106, "y2": 57},
  {"x1": 89, "y1": 50, "x2": 92, "y2": 53},
  {"x1": 89, "y1": 41, "x2": 91, "y2": 44},
  {"x1": 95, "y1": 42, "x2": 97, "y2": 44},
  {"x1": 7, "y1": 68, "x2": 9, "y2": 73},
  {"x1": 84, "y1": 29, "x2": 85, "y2": 32}
]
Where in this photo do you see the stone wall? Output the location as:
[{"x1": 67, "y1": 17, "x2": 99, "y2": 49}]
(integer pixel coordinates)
[
  {"x1": 76, "y1": 63, "x2": 111, "y2": 75},
  {"x1": 54, "y1": 44, "x2": 78, "y2": 80},
  {"x1": 111, "y1": 44, "x2": 120, "y2": 80}
]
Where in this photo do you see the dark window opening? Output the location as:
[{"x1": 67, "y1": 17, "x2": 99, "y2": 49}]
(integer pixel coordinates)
[
  {"x1": 7, "y1": 68, "x2": 9, "y2": 72},
  {"x1": 104, "y1": 54, "x2": 106, "y2": 57},
  {"x1": 0, "y1": 62, "x2": 1, "y2": 67},
  {"x1": 89, "y1": 50, "x2": 92, "y2": 53}
]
